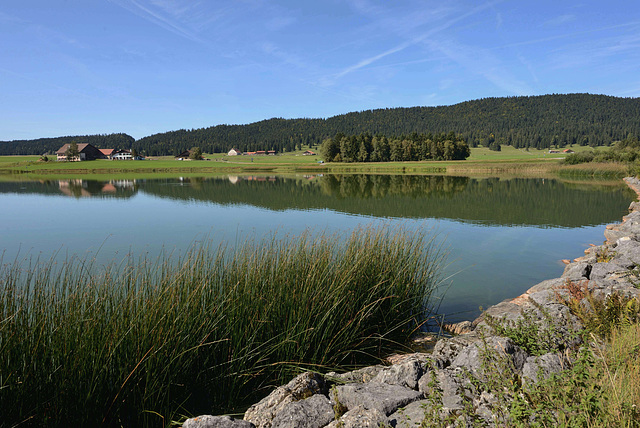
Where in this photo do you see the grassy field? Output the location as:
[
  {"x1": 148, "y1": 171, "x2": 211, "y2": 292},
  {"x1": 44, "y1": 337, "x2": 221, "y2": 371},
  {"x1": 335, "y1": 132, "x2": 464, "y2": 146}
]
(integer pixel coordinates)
[{"x1": 0, "y1": 145, "x2": 628, "y2": 179}]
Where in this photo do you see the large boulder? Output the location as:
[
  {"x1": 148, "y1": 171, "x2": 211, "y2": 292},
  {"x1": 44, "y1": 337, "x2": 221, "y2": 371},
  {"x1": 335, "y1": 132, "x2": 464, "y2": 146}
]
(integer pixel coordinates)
[
  {"x1": 270, "y1": 394, "x2": 334, "y2": 428},
  {"x1": 244, "y1": 372, "x2": 327, "y2": 428},
  {"x1": 334, "y1": 382, "x2": 423, "y2": 416}
]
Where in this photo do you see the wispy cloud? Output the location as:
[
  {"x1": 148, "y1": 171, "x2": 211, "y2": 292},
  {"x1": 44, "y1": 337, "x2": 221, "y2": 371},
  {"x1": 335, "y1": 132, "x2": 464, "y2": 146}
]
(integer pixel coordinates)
[
  {"x1": 326, "y1": 0, "x2": 503, "y2": 84},
  {"x1": 544, "y1": 14, "x2": 576, "y2": 27},
  {"x1": 107, "y1": 0, "x2": 207, "y2": 43},
  {"x1": 428, "y1": 37, "x2": 534, "y2": 95}
]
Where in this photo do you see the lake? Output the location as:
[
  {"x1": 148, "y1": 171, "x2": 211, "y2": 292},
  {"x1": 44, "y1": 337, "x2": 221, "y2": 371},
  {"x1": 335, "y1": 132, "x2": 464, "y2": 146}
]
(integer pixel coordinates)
[{"x1": 0, "y1": 174, "x2": 634, "y2": 322}]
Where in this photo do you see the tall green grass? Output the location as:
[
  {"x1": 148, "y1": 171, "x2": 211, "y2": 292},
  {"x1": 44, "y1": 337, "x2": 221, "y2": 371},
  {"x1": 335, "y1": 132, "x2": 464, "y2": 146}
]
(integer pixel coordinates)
[{"x1": 0, "y1": 226, "x2": 444, "y2": 427}]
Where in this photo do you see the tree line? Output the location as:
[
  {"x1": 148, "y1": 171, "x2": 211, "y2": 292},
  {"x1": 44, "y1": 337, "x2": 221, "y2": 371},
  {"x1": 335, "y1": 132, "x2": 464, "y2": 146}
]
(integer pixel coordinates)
[
  {"x1": 0, "y1": 133, "x2": 134, "y2": 156},
  {"x1": 2, "y1": 94, "x2": 639, "y2": 155},
  {"x1": 319, "y1": 132, "x2": 470, "y2": 162}
]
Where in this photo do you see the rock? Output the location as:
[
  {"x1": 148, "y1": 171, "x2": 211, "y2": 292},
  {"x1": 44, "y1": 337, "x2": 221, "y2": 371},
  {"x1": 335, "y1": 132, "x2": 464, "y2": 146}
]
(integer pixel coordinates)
[
  {"x1": 334, "y1": 382, "x2": 423, "y2": 416},
  {"x1": 521, "y1": 352, "x2": 568, "y2": 385},
  {"x1": 431, "y1": 332, "x2": 483, "y2": 367},
  {"x1": 442, "y1": 321, "x2": 474, "y2": 335},
  {"x1": 589, "y1": 262, "x2": 630, "y2": 283},
  {"x1": 270, "y1": 394, "x2": 334, "y2": 428},
  {"x1": 183, "y1": 415, "x2": 255, "y2": 428},
  {"x1": 388, "y1": 399, "x2": 435, "y2": 427},
  {"x1": 450, "y1": 336, "x2": 528, "y2": 374},
  {"x1": 244, "y1": 372, "x2": 327, "y2": 428},
  {"x1": 562, "y1": 261, "x2": 592, "y2": 280},
  {"x1": 326, "y1": 365, "x2": 385, "y2": 383},
  {"x1": 372, "y1": 355, "x2": 431, "y2": 390},
  {"x1": 326, "y1": 405, "x2": 389, "y2": 428}
]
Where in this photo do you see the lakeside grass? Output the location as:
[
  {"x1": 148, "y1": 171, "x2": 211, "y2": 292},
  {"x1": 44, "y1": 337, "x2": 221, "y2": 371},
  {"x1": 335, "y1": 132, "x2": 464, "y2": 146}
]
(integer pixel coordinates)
[
  {"x1": 0, "y1": 146, "x2": 628, "y2": 179},
  {"x1": 0, "y1": 226, "x2": 445, "y2": 427}
]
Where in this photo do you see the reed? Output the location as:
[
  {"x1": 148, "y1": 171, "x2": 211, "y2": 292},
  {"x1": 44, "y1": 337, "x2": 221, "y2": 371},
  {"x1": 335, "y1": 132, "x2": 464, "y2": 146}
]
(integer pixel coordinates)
[{"x1": 0, "y1": 226, "x2": 444, "y2": 427}]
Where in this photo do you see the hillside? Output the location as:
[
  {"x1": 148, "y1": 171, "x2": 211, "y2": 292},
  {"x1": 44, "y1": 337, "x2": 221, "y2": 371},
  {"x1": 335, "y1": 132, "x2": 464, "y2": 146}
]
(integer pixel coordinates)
[
  {"x1": 2, "y1": 94, "x2": 639, "y2": 156},
  {"x1": 0, "y1": 133, "x2": 134, "y2": 156},
  {"x1": 130, "y1": 93, "x2": 640, "y2": 155}
]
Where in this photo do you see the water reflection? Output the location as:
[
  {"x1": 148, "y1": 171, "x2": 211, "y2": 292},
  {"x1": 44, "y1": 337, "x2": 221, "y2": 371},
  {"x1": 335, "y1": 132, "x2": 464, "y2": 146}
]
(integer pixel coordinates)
[{"x1": 0, "y1": 175, "x2": 634, "y2": 227}]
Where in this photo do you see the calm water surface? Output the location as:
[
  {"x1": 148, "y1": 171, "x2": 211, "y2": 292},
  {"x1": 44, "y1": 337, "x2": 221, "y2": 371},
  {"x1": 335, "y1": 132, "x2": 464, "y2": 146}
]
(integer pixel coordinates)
[{"x1": 0, "y1": 174, "x2": 634, "y2": 321}]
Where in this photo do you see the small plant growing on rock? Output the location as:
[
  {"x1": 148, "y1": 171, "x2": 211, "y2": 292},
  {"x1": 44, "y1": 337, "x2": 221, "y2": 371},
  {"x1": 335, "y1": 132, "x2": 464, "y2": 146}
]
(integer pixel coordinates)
[
  {"x1": 484, "y1": 299, "x2": 567, "y2": 356},
  {"x1": 595, "y1": 247, "x2": 617, "y2": 263}
]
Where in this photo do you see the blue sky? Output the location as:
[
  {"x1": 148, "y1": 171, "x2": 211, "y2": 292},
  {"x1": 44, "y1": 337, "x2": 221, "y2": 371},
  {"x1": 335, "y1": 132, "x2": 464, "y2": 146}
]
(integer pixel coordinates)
[{"x1": 1, "y1": 0, "x2": 639, "y2": 141}]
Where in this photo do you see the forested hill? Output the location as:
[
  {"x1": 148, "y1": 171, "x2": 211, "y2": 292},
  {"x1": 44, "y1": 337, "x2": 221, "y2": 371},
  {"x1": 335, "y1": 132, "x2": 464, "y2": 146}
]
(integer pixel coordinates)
[
  {"x1": 133, "y1": 94, "x2": 640, "y2": 155},
  {"x1": 2, "y1": 94, "x2": 639, "y2": 156},
  {"x1": 0, "y1": 133, "x2": 134, "y2": 156}
]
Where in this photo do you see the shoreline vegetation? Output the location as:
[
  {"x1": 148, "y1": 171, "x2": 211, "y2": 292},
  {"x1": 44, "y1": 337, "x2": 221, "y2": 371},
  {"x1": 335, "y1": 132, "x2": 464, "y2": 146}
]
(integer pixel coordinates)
[
  {"x1": 0, "y1": 145, "x2": 633, "y2": 180},
  {"x1": 0, "y1": 226, "x2": 445, "y2": 426}
]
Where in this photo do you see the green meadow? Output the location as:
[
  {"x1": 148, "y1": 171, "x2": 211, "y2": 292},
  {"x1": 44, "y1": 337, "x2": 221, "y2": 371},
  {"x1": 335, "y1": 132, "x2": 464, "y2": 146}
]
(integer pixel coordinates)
[{"x1": 0, "y1": 145, "x2": 627, "y2": 179}]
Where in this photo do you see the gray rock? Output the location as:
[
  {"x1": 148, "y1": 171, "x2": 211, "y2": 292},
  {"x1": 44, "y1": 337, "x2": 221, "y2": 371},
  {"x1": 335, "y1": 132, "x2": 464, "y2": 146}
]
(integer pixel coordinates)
[
  {"x1": 183, "y1": 415, "x2": 256, "y2": 428},
  {"x1": 327, "y1": 405, "x2": 390, "y2": 428},
  {"x1": 372, "y1": 356, "x2": 430, "y2": 390},
  {"x1": 589, "y1": 262, "x2": 630, "y2": 283},
  {"x1": 431, "y1": 332, "x2": 483, "y2": 366},
  {"x1": 562, "y1": 261, "x2": 592, "y2": 280},
  {"x1": 450, "y1": 336, "x2": 528, "y2": 374},
  {"x1": 388, "y1": 400, "x2": 435, "y2": 427},
  {"x1": 327, "y1": 365, "x2": 385, "y2": 383},
  {"x1": 334, "y1": 382, "x2": 423, "y2": 416},
  {"x1": 521, "y1": 352, "x2": 568, "y2": 385},
  {"x1": 271, "y1": 394, "x2": 334, "y2": 428},
  {"x1": 244, "y1": 372, "x2": 327, "y2": 428}
]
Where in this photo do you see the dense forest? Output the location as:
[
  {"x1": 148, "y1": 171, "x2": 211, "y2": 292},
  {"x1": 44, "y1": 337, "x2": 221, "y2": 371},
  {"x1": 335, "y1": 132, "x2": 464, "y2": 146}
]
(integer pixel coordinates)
[
  {"x1": 2, "y1": 94, "x2": 639, "y2": 156},
  {"x1": 319, "y1": 131, "x2": 470, "y2": 162},
  {"x1": 0, "y1": 133, "x2": 134, "y2": 156}
]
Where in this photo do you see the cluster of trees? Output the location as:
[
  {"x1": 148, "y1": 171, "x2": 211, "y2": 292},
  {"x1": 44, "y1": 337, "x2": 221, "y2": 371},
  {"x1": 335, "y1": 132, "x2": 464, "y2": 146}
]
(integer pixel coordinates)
[
  {"x1": 319, "y1": 132, "x2": 470, "y2": 162},
  {"x1": 564, "y1": 135, "x2": 640, "y2": 165},
  {"x1": 0, "y1": 133, "x2": 134, "y2": 156},
  {"x1": 2, "y1": 94, "x2": 640, "y2": 156}
]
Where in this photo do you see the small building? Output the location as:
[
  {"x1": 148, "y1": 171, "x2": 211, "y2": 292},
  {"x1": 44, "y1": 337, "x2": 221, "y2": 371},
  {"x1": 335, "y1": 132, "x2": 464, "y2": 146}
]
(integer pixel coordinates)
[
  {"x1": 175, "y1": 150, "x2": 191, "y2": 160},
  {"x1": 56, "y1": 143, "x2": 103, "y2": 161},
  {"x1": 99, "y1": 148, "x2": 115, "y2": 159},
  {"x1": 268, "y1": 150, "x2": 276, "y2": 155},
  {"x1": 112, "y1": 149, "x2": 133, "y2": 160},
  {"x1": 228, "y1": 148, "x2": 241, "y2": 156},
  {"x1": 302, "y1": 150, "x2": 316, "y2": 156},
  {"x1": 563, "y1": 149, "x2": 574, "y2": 153}
]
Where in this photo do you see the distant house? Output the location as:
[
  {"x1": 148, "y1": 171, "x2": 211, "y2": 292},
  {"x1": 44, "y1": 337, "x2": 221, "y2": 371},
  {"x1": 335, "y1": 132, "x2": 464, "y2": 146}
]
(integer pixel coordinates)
[
  {"x1": 548, "y1": 150, "x2": 560, "y2": 154},
  {"x1": 56, "y1": 143, "x2": 103, "y2": 161},
  {"x1": 112, "y1": 149, "x2": 133, "y2": 160},
  {"x1": 99, "y1": 148, "x2": 115, "y2": 159},
  {"x1": 256, "y1": 150, "x2": 266, "y2": 155},
  {"x1": 267, "y1": 150, "x2": 276, "y2": 155},
  {"x1": 175, "y1": 150, "x2": 191, "y2": 160},
  {"x1": 302, "y1": 150, "x2": 316, "y2": 156},
  {"x1": 228, "y1": 148, "x2": 241, "y2": 156},
  {"x1": 563, "y1": 149, "x2": 574, "y2": 153}
]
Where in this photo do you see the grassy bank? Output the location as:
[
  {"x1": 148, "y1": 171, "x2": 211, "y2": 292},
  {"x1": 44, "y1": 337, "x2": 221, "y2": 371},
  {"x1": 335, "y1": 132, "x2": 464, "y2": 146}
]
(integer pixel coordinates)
[
  {"x1": 0, "y1": 146, "x2": 628, "y2": 179},
  {"x1": 0, "y1": 226, "x2": 444, "y2": 427}
]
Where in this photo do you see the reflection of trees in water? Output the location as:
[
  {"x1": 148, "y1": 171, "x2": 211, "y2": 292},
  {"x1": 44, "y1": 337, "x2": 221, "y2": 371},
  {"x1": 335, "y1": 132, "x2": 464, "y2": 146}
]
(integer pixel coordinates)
[
  {"x1": 1, "y1": 175, "x2": 634, "y2": 227},
  {"x1": 319, "y1": 175, "x2": 469, "y2": 199}
]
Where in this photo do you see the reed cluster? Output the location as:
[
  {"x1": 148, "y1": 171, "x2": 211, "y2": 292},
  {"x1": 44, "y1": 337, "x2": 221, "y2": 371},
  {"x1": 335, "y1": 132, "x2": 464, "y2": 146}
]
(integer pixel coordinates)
[{"x1": 0, "y1": 226, "x2": 444, "y2": 427}]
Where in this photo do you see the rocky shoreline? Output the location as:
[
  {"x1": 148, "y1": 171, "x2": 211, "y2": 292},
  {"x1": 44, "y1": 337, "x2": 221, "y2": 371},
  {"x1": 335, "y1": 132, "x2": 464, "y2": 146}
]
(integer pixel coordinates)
[{"x1": 183, "y1": 177, "x2": 640, "y2": 428}]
